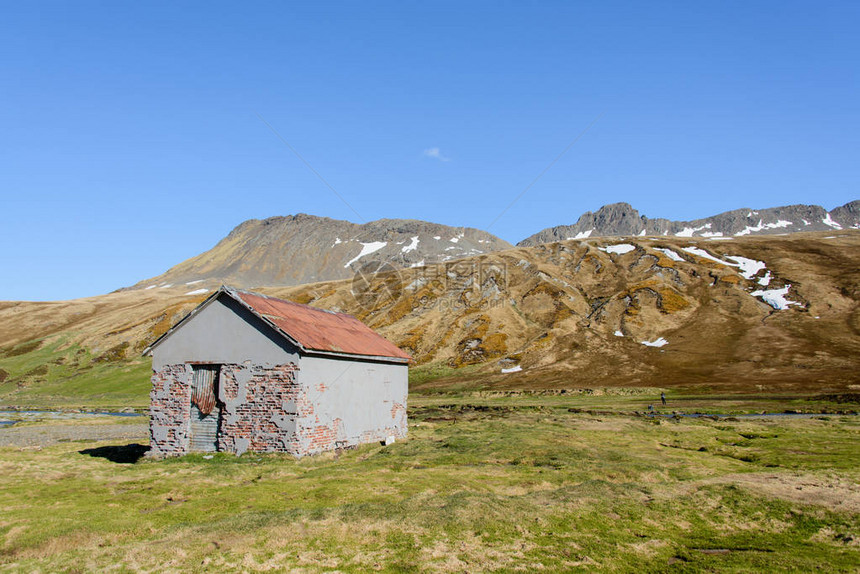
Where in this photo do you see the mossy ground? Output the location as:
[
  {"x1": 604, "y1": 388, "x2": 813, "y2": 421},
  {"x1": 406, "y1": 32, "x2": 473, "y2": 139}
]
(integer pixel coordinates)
[{"x1": 0, "y1": 400, "x2": 857, "y2": 572}]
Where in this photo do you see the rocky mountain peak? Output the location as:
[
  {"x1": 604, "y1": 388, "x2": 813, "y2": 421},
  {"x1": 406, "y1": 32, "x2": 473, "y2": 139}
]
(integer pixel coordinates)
[
  {"x1": 581, "y1": 203, "x2": 644, "y2": 233},
  {"x1": 519, "y1": 200, "x2": 860, "y2": 246},
  {"x1": 131, "y1": 215, "x2": 513, "y2": 291}
]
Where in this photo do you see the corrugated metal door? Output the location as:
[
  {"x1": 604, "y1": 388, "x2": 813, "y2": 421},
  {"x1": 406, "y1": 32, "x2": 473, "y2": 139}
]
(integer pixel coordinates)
[{"x1": 189, "y1": 365, "x2": 221, "y2": 452}]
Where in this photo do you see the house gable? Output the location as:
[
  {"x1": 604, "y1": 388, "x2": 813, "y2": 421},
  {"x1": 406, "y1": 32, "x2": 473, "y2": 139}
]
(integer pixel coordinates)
[{"x1": 150, "y1": 293, "x2": 300, "y2": 370}]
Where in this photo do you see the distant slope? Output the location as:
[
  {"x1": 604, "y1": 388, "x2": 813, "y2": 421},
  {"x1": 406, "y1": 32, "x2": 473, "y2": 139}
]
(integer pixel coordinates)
[
  {"x1": 2, "y1": 231, "x2": 858, "y2": 406},
  {"x1": 278, "y1": 231, "x2": 860, "y2": 392},
  {"x1": 130, "y1": 214, "x2": 512, "y2": 292},
  {"x1": 519, "y1": 201, "x2": 860, "y2": 246}
]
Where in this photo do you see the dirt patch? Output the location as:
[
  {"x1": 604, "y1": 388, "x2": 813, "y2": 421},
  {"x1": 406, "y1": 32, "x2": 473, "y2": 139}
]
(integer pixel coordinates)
[
  {"x1": 812, "y1": 393, "x2": 860, "y2": 404},
  {"x1": 94, "y1": 341, "x2": 130, "y2": 363},
  {"x1": 700, "y1": 473, "x2": 860, "y2": 514},
  {"x1": 1, "y1": 340, "x2": 43, "y2": 358},
  {"x1": 23, "y1": 365, "x2": 48, "y2": 378},
  {"x1": 811, "y1": 526, "x2": 860, "y2": 547}
]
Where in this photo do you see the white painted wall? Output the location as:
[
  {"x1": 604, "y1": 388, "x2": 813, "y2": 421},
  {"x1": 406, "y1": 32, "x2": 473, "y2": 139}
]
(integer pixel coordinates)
[{"x1": 297, "y1": 354, "x2": 408, "y2": 450}]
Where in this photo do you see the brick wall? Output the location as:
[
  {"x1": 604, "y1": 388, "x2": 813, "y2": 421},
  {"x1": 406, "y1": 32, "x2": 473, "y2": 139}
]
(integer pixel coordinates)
[
  {"x1": 148, "y1": 363, "x2": 192, "y2": 457},
  {"x1": 217, "y1": 363, "x2": 300, "y2": 455}
]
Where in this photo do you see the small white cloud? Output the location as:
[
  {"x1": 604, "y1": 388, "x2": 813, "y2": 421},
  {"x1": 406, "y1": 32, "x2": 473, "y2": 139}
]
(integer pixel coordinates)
[{"x1": 423, "y1": 147, "x2": 450, "y2": 162}]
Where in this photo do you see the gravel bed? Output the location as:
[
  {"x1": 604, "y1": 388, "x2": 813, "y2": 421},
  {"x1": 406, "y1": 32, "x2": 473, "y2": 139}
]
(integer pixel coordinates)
[{"x1": 0, "y1": 423, "x2": 148, "y2": 448}]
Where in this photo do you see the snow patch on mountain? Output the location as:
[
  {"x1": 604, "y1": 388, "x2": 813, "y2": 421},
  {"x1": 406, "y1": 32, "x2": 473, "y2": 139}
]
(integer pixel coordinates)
[
  {"x1": 568, "y1": 229, "x2": 593, "y2": 240},
  {"x1": 344, "y1": 241, "x2": 387, "y2": 268},
  {"x1": 751, "y1": 285, "x2": 800, "y2": 310},
  {"x1": 724, "y1": 256, "x2": 767, "y2": 280},
  {"x1": 735, "y1": 219, "x2": 793, "y2": 236},
  {"x1": 822, "y1": 214, "x2": 842, "y2": 229},
  {"x1": 683, "y1": 248, "x2": 767, "y2": 280},
  {"x1": 681, "y1": 247, "x2": 727, "y2": 266},
  {"x1": 600, "y1": 244, "x2": 636, "y2": 255},
  {"x1": 676, "y1": 223, "x2": 711, "y2": 237},
  {"x1": 655, "y1": 248, "x2": 685, "y2": 262},
  {"x1": 401, "y1": 236, "x2": 420, "y2": 253}
]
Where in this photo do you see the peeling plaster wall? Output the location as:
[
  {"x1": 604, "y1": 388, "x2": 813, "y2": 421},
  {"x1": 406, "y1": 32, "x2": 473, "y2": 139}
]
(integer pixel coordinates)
[
  {"x1": 296, "y1": 356, "x2": 408, "y2": 455},
  {"x1": 150, "y1": 362, "x2": 301, "y2": 457},
  {"x1": 148, "y1": 363, "x2": 193, "y2": 456},
  {"x1": 217, "y1": 363, "x2": 300, "y2": 455},
  {"x1": 151, "y1": 294, "x2": 299, "y2": 370}
]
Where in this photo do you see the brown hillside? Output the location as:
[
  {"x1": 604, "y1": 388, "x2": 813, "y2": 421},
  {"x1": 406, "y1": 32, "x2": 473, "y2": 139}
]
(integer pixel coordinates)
[{"x1": 1, "y1": 232, "x2": 858, "y2": 394}]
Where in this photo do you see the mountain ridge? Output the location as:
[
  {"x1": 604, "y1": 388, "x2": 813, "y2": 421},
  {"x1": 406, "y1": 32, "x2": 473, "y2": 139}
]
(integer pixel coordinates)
[
  {"x1": 518, "y1": 200, "x2": 860, "y2": 246},
  {"x1": 131, "y1": 214, "x2": 513, "y2": 292},
  {"x1": 129, "y1": 200, "x2": 859, "y2": 295}
]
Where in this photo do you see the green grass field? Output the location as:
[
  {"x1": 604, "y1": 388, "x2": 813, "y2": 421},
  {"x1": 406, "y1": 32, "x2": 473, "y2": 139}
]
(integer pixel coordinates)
[
  {"x1": 0, "y1": 338, "x2": 151, "y2": 411},
  {"x1": 1, "y1": 401, "x2": 858, "y2": 572},
  {"x1": 1, "y1": 341, "x2": 858, "y2": 571}
]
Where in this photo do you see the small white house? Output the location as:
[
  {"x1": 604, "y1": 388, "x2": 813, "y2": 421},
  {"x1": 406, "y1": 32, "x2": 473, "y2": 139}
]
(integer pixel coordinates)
[{"x1": 144, "y1": 286, "x2": 410, "y2": 457}]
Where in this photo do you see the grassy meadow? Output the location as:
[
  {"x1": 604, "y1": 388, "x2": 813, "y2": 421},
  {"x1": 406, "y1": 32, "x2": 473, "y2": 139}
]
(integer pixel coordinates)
[
  {"x1": 1, "y1": 340, "x2": 858, "y2": 571},
  {"x1": 0, "y1": 338, "x2": 151, "y2": 411},
  {"x1": 1, "y1": 398, "x2": 858, "y2": 572}
]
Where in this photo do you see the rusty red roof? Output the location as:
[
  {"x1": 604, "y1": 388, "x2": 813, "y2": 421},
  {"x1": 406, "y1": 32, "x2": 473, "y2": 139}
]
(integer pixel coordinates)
[{"x1": 233, "y1": 289, "x2": 410, "y2": 361}]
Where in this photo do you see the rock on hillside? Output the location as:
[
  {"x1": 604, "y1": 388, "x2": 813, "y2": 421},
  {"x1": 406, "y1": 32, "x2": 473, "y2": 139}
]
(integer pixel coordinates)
[
  {"x1": 519, "y1": 201, "x2": 860, "y2": 245},
  {"x1": 130, "y1": 214, "x2": 512, "y2": 292}
]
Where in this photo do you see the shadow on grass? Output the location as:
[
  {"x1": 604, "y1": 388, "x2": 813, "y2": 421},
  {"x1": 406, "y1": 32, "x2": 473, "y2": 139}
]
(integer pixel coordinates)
[{"x1": 79, "y1": 443, "x2": 149, "y2": 464}]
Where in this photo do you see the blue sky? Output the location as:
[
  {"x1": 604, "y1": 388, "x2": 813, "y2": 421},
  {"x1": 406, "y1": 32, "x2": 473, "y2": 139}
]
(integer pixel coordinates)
[{"x1": 2, "y1": 1, "x2": 858, "y2": 301}]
